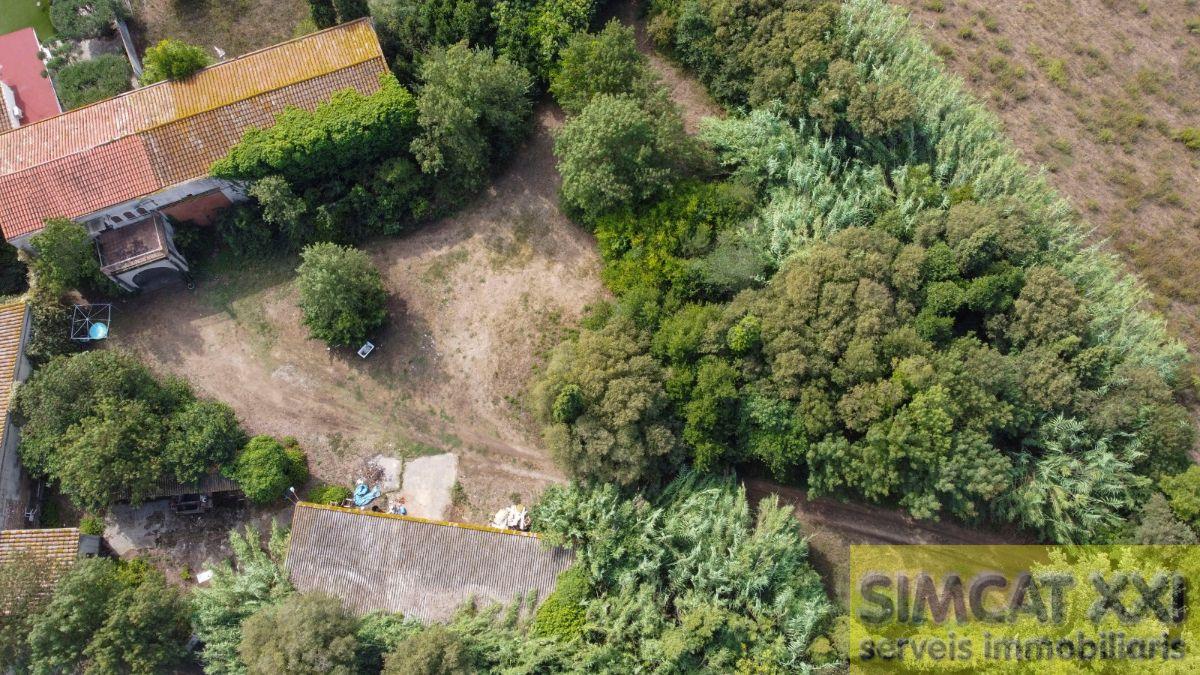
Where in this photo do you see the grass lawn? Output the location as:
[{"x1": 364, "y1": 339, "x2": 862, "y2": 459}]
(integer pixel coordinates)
[{"x1": 0, "y1": 0, "x2": 55, "y2": 39}]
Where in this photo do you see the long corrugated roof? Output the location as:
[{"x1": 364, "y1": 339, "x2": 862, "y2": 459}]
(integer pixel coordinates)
[
  {"x1": 286, "y1": 503, "x2": 575, "y2": 621},
  {"x1": 0, "y1": 19, "x2": 387, "y2": 241}
]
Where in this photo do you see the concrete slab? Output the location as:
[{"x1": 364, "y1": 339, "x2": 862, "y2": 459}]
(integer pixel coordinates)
[
  {"x1": 371, "y1": 454, "x2": 403, "y2": 493},
  {"x1": 397, "y1": 453, "x2": 457, "y2": 519},
  {"x1": 104, "y1": 500, "x2": 171, "y2": 555}
]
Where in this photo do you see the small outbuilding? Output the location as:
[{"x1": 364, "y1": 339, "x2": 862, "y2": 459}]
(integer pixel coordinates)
[{"x1": 285, "y1": 503, "x2": 574, "y2": 621}]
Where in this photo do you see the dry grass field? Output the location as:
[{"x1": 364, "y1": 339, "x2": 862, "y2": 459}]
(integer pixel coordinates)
[
  {"x1": 129, "y1": 0, "x2": 312, "y2": 57},
  {"x1": 895, "y1": 0, "x2": 1200, "y2": 356},
  {"x1": 111, "y1": 105, "x2": 606, "y2": 526}
]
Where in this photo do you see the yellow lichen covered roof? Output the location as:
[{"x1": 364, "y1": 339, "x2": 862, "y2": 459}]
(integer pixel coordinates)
[
  {"x1": 0, "y1": 19, "x2": 388, "y2": 240},
  {"x1": 0, "y1": 301, "x2": 26, "y2": 448},
  {"x1": 0, "y1": 18, "x2": 384, "y2": 176},
  {"x1": 0, "y1": 527, "x2": 80, "y2": 571}
]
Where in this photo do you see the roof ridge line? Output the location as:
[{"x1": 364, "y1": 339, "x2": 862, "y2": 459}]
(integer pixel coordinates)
[
  {"x1": 0, "y1": 18, "x2": 382, "y2": 142},
  {"x1": 296, "y1": 502, "x2": 545, "y2": 540},
  {"x1": 0, "y1": 61, "x2": 386, "y2": 186}
]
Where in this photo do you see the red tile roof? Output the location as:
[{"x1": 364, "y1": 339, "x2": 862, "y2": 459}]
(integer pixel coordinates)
[
  {"x1": 0, "y1": 28, "x2": 62, "y2": 126},
  {"x1": 0, "y1": 136, "x2": 159, "y2": 238},
  {"x1": 0, "y1": 20, "x2": 387, "y2": 241}
]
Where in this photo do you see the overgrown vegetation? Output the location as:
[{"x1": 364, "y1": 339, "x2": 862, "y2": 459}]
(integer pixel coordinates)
[
  {"x1": 50, "y1": 0, "x2": 126, "y2": 40},
  {"x1": 13, "y1": 350, "x2": 247, "y2": 512},
  {"x1": 533, "y1": 0, "x2": 1196, "y2": 544},
  {"x1": 53, "y1": 54, "x2": 132, "y2": 110},
  {"x1": 188, "y1": 474, "x2": 834, "y2": 673},
  {"x1": 141, "y1": 39, "x2": 213, "y2": 84}
]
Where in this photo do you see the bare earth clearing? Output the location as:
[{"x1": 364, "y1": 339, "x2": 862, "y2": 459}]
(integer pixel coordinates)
[{"x1": 111, "y1": 105, "x2": 603, "y2": 551}]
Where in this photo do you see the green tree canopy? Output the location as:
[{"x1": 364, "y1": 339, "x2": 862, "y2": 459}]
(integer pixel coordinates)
[
  {"x1": 141, "y1": 39, "x2": 212, "y2": 84},
  {"x1": 382, "y1": 625, "x2": 474, "y2": 675},
  {"x1": 554, "y1": 93, "x2": 693, "y2": 221},
  {"x1": 0, "y1": 552, "x2": 45, "y2": 669},
  {"x1": 534, "y1": 314, "x2": 680, "y2": 487},
  {"x1": 14, "y1": 350, "x2": 243, "y2": 511},
  {"x1": 27, "y1": 558, "x2": 190, "y2": 674},
  {"x1": 50, "y1": 0, "x2": 127, "y2": 39},
  {"x1": 410, "y1": 42, "x2": 533, "y2": 199},
  {"x1": 295, "y1": 242, "x2": 388, "y2": 347},
  {"x1": 29, "y1": 218, "x2": 103, "y2": 294},
  {"x1": 239, "y1": 592, "x2": 359, "y2": 675},
  {"x1": 550, "y1": 20, "x2": 650, "y2": 115}
]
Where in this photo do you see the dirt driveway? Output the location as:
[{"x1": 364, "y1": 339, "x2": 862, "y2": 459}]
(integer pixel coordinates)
[{"x1": 111, "y1": 104, "x2": 605, "y2": 527}]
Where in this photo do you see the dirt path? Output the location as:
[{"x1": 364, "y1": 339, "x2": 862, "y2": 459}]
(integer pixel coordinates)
[
  {"x1": 112, "y1": 104, "x2": 605, "y2": 527},
  {"x1": 605, "y1": 0, "x2": 724, "y2": 133},
  {"x1": 746, "y1": 478, "x2": 1028, "y2": 605}
]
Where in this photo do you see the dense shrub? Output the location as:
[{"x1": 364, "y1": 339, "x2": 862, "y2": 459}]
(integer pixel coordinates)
[
  {"x1": 382, "y1": 625, "x2": 475, "y2": 674},
  {"x1": 78, "y1": 515, "x2": 104, "y2": 536},
  {"x1": 27, "y1": 558, "x2": 190, "y2": 674},
  {"x1": 1133, "y1": 493, "x2": 1198, "y2": 545},
  {"x1": 308, "y1": 0, "x2": 338, "y2": 28},
  {"x1": 14, "y1": 350, "x2": 244, "y2": 511},
  {"x1": 212, "y1": 74, "x2": 417, "y2": 188},
  {"x1": 410, "y1": 43, "x2": 533, "y2": 201},
  {"x1": 29, "y1": 218, "x2": 104, "y2": 294},
  {"x1": 193, "y1": 523, "x2": 294, "y2": 675},
  {"x1": 0, "y1": 243, "x2": 27, "y2": 296},
  {"x1": 1161, "y1": 466, "x2": 1200, "y2": 527},
  {"x1": 530, "y1": 565, "x2": 588, "y2": 640},
  {"x1": 50, "y1": 0, "x2": 127, "y2": 40},
  {"x1": 24, "y1": 284, "x2": 79, "y2": 365},
  {"x1": 355, "y1": 612, "x2": 421, "y2": 674},
  {"x1": 232, "y1": 436, "x2": 306, "y2": 504},
  {"x1": 54, "y1": 55, "x2": 132, "y2": 109},
  {"x1": 239, "y1": 592, "x2": 359, "y2": 675},
  {"x1": 295, "y1": 243, "x2": 388, "y2": 347},
  {"x1": 493, "y1": 0, "x2": 600, "y2": 81},
  {"x1": 141, "y1": 39, "x2": 212, "y2": 84},
  {"x1": 369, "y1": 0, "x2": 498, "y2": 82},
  {"x1": 306, "y1": 484, "x2": 352, "y2": 505}
]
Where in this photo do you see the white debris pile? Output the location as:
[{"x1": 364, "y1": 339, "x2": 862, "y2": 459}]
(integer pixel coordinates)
[{"x1": 491, "y1": 505, "x2": 530, "y2": 531}]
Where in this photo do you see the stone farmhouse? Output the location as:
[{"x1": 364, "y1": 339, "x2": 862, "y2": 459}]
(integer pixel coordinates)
[{"x1": 0, "y1": 19, "x2": 388, "y2": 291}]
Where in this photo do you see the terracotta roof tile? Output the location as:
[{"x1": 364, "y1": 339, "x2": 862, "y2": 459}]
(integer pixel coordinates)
[
  {"x1": 142, "y1": 59, "x2": 386, "y2": 186},
  {"x1": 0, "y1": 527, "x2": 80, "y2": 572},
  {"x1": 0, "y1": 19, "x2": 387, "y2": 241},
  {"x1": 0, "y1": 301, "x2": 26, "y2": 446},
  {"x1": 0, "y1": 136, "x2": 160, "y2": 239}
]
